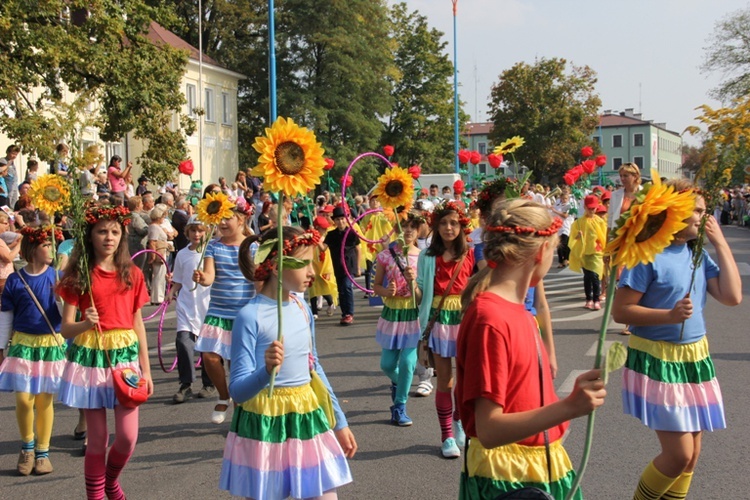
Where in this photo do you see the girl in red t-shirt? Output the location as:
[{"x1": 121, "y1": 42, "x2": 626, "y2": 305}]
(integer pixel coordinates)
[
  {"x1": 58, "y1": 206, "x2": 151, "y2": 500},
  {"x1": 456, "y1": 198, "x2": 606, "y2": 500}
]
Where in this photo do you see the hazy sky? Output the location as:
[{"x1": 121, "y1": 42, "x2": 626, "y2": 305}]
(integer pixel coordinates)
[{"x1": 401, "y1": 0, "x2": 748, "y2": 143}]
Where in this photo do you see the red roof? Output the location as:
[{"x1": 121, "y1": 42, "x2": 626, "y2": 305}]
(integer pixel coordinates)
[
  {"x1": 464, "y1": 122, "x2": 493, "y2": 135},
  {"x1": 146, "y1": 22, "x2": 222, "y2": 68}
]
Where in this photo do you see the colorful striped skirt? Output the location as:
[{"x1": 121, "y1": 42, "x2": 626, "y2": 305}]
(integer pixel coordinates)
[
  {"x1": 220, "y1": 384, "x2": 352, "y2": 499},
  {"x1": 460, "y1": 439, "x2": 581, "y2": 500},
  {"x1": 427, "y1": 294, "x2": 462, "y2": 358},
  {"x1": 58, "y1": 328, "x2": 140, "y2": 409},
  {"x1": 0, "y1": 332, "x2": 66, "y2": 395},
  {"x1": 195, "y1": 315, "x2": 233, "y2": 360},
  {"x1": 622, "y1": 335, "x2": 725, "y2": 432},
  {"x1": 376, "y1": 296, "x2": 420, "y2": 350}
]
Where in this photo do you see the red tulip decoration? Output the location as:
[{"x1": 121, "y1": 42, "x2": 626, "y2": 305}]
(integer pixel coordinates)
[
  {"x1": 341, "y1": 174, "x2": 353, "y2": 188},
  {"x1": 563, "y1": 172, "x2": 578, "y2": 186},
  {"x1": 383, "y1": 145, "x2": 395, "y2": 158},
  {"x1": 457, "y1": 149, "x2": 471, "y2": 165},
  {"x1": 324, "y1": 158, "x2": 335, "y2": 171},
  {"x1": 178, "y1": 159, "x2": 194, "y2": 177},
  {"x1": 453, "y1": 179, "x2": 465, "y2": 195},
  {"x1": 487, "y1": 153, "x2": 503, "y2": 169},
  {"x1": 408, "y1": 165, "x2": 421, "y2": 180},
  {"x1": 582, "y1": 159, "x2": 597, "y2": 175},
  {"x1": 469, "y1": 151, "x2": 482, "y2": 165},
  {"x1": 581, "y1": 146, "x2": 594, "y2": 158},
  {"x1": 595, "y1": 154, "x2": 607, "y2": 167}
]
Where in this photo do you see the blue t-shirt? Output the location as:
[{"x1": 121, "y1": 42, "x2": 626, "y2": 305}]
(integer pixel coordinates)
[
  {"x1": 205, "y1": 240, "x2": 255, "y2": 318},
  {"x1": 619, "y1": 244, "x2": 719, "y2": 344},
  {"x1": 229, "y1": 294, "x2": 348, "y2": 429},
  {"x1": 524, "y1": 287, "x2": 537, "y2": 316},
  {"x1": 1, "y1": 267, "x2": 62, "y2": 334}
]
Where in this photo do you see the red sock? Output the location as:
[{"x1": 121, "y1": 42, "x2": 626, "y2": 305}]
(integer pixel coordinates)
[
  {"x1": 435, "y1": 390, "x2": 454, "y2": 442},
  {"x1": 84, "y1": 453, "x2": 106, "y2": 500},
  {"x1": 105, "y1": 447, "x2": 132, "y2": 500}
]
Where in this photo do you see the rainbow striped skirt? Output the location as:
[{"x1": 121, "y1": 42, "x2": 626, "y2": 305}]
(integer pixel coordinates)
[
  {"x1": 195, "y1": 315, "x2": 233, "y2": 360},
  {"x1": 376, "y1": 296, "x2": 420, "y2": 350},
  {"x1": 0, "y1": 332, "x2": 66, "y2": 395},
  {"x1": 427, "y1": 294, "x2": 462, "y2": 358},
  {"x1": 460, "y1": 439, "x2": 581, "y2": 500},
  {"x1": 622, "y1": 335, "x2": 725, "y2": 432},
  {"x1": 220, "y1": 384, "x2": 352, "y2": 499},
  {"x1": 58, "y1": 328, "x2": 141, "y2": 409}
]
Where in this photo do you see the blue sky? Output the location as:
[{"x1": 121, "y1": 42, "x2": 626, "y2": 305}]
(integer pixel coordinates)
[{"x1": 401, "y1": 0, "x2": 748, "y2": 143}]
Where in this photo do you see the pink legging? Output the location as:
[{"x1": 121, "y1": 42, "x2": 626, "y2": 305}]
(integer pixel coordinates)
[{"x1": 84, "y1": 406, "x2": 139, "y2": 500}]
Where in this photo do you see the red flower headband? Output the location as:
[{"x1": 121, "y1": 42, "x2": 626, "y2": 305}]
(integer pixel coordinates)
[
  {"x1": 485, "y1": 216, "x2": 563, "y2": 237},
  {"x1": 20, "y1": 225, "x2": 64, "y2": 244},
  {"x1": 430, "y1": 200, "x2": 472, "y2": 235},
  {"x1": 254, "y1": 229, "x2": 322, "y2": 281},
  {"x1": 85, "y1": 205, "x2": 132, "y2": 227}
]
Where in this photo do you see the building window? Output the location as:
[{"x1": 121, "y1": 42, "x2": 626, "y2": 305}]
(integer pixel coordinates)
[
  {"x1": 613, "y1": 157, "x2": 623, "y2": 169},
  {"x1": 478, "y1": 164, "x2": 487, "y2": 175},
  {"x1": 205, "y1": 88, "x2": 215, "y2": 122},
  {"x1": 221, "y1": 92, "x2": 231, "y2": 125},
  {"x1": 593, "y1": 136, "x2": 601, "y2": 145},
  {"x1": 634, "y1": 133, "x2": 644, "y2": 147},
  {"x1": 633, "y1": 156, "x2": 644, "y2": 169},
  {"x1": 186, "y1": 84, "x2": 196, "y2": 118},
  {"x1": 613, "y1": 135, "x2": 622, "y2": 148}
]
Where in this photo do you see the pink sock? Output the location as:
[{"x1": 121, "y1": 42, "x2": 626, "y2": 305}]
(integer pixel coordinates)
[
  {"x1": 105, "y1": 405, "x2": 139, "y2": 500},
  {"x1": 105, "y1": 447, "x2": 131, "y2": 500},
  {"x1": 85, "y1": 453, "x2": 106, "y2": 500},
  {"x1": 435, "y1": 390, "x2": 453, "y2": 442}
]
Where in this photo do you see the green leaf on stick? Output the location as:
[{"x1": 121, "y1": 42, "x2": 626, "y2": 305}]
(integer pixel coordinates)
[{"x1": 602, "y1": 341, "x2": 627, "y2": 385}]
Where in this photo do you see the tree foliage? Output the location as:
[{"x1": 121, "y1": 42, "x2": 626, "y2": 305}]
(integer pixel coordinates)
[
  {"x1": 0, "y1": 1, "x2": 194, "y2": 184},
  {"x1": 702, "y1": 6, "x2": 750, "y2": 101},
  {"x1": 488, "y1": 57, "x2": 601, "y2": 182}
]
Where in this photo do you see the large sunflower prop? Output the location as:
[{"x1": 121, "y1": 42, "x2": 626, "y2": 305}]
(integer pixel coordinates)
[
  {"x1": 372, "y1": 165, "x2": 415, "y2": 210},
  {"x1": 493, "y1": 136, "x2": 525, "y2": 155},
  {"x1": 251, "y1": 117, "x2": 326, "y2": 196},
  {"x1": 605, "y1": 171, "x2": 695, "y2": 269},
  {"x1": 196, "y1": 192, "x2": 235, "y2": 226},
  {"x1": 30, "y1": 174, "x2": 70, "y2": 215}
]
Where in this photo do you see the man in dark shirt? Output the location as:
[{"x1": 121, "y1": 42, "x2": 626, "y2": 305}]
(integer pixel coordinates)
[{"x1": 321, "y1": 206, "x2": 360, "y2": 325}]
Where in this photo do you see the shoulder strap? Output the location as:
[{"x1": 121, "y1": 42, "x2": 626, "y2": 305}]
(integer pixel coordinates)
[
  {"x1": 533, "y1": 327, "x2": 552, "y2": 483},
  {"x1": 16, "y1": 270, "x2": 59, "y2": 339},
  {"x1": 433, "y1": 252, "x2": 467, "y2": 315}
]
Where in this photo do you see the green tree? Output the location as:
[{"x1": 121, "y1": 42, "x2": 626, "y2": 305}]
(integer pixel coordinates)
[
  {"x1": 488, "y1": 57, "x2": 601, "y2": 182},
  {"x1": 381, "y1": 3, "x2": 463, "y2": 174},
  {"x1": 702, "y1": 6, "x2": 750, "y2": 101},
  {"x1": 0, "y1": 1, "x2": 194, "y2": 184}
]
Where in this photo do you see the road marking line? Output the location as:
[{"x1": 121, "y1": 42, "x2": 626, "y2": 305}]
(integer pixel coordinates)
[
  {"x1": 737, "y1": 262, "x2": 750, "y2": 276},
  {"x1": 557, "y1": 370, "x2": 588, "y2": 395}
]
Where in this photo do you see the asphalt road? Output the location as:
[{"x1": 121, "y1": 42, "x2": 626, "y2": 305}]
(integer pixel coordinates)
[{"x1": 1, "y1": 225, "x2": 749, "y2": 499}]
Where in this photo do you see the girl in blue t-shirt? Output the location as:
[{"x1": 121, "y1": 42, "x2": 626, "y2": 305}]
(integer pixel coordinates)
[
  {"x1": 193, "y1": 204, "x2": 255, "y2": 425},
  {"x1": 613, "y1": 182, "x2": 742, "y2": 500},
  {"x1": 219, "y1": 226, "x2": 356, "y2": 499}
]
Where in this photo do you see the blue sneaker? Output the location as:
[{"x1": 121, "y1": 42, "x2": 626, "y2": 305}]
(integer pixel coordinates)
[
  {"x1": 390, "y1": 383, "x2": 397, "y2": 403},
  {"x1": 441, "y1": 437, "x2": 460, "y2": 458},
  {"x1": 454, "y1": 420, "x2": 466, "y2": 447},
  {"x1": 390, "y1": 404, "x2": 413, "y2": 426}
]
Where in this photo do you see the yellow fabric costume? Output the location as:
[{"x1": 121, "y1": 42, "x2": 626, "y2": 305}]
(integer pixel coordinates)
[
  {"x1": 362, "y1": 213, "x2": 393, "y2": 262},
  {"x1": 310, "y1": 246, "x2": 338, "y2": 303},
  {"x1": 568, "y1": 214, "x2": 607, "y2": 278}
]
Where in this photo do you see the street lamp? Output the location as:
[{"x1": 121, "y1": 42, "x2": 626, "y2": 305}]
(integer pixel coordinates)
[{"x1": 452, "y1": 0, "x2": 459, "y2": 174}]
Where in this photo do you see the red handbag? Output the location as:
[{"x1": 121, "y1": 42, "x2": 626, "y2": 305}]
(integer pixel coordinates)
[{"x1": 111, "y1": 367, "x2": 149, "y2": 408}]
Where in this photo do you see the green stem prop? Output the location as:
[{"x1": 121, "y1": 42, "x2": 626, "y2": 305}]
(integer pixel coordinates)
[
  {"x1": 679, "y1": 213, "x2": 709, "y2": 340},
  {"x1": 189, "y1": 226, "x2": 216, "y2": 292},
  {"x1": 268, "y1": 191, "x2": 285, "y2": 397},
  {"x1": 565, "y1": 263, "x2": 618, "y2": 500}
]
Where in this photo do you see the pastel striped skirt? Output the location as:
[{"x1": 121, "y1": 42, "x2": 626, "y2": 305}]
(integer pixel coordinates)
[
  {"x1": 0, "y1": 332, "x2": 66, "y2": 395},
  {"x1": 195, "y1": 315, "x2": 233, "y2": 360},
  {"x1": 460, "y1": 439, "x2": 581, "y2": 500},
  {"x1": 58, "y1": 328, "x2": 140, "y2": 409},
  {"x1": 220, "y1": 384, "x2": 352, "y2": 499},
  {"x1": 622, "y1": 335, "x2": 725, "y2": 432},
  {"x1": 376, "y1": 296, "x2": 420, "y2": 350},
  {"x1": 427, "y1": 294, "x2": 462, "y2": 358}
]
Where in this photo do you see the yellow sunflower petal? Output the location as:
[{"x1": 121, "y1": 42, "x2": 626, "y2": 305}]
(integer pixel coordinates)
[
  {"x1": 372, "y1": 166, "x2": 415, "y2": 210},
  {"x1": 196, "y1": 192, "x2": 236, "y2": 226},
  {"x1": 251, "y1": 117, "x2": 325, "y2": 197},
  {"x1": 493, "y1": 136, "x2": 525, "y2": 155},
  {"x1": 29, "y1": 174, "x2": 71, "y2": 216}
]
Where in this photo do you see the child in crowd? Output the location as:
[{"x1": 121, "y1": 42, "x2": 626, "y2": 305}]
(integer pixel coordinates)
[
  {"x1": 320, "y1": 206, "x2": 360, "y2": 326},
  {"x1": 309, "y1": 215, "x2": 337, "y2": 319},
  {"x1": 456, "y1": 198, "x2": 606, "y2": 499},
  {"x1": 552, "y1": 191, "x2": 574, "y2": 268},
  {"x1": 568, "y1": 194, "x2": 607, "y2": 310},
  {"x1": 415, "y1": 200, "x2": 474, "y2": 458},
  {"x1": 57, "y1": 205, "x2": 153, "y2": 500},
  {"x1": 168, "y1": 215, "x2": 213, "y2": 403},
  {"x1": 193, "y1": 203, "x2": 255, "y2": 424},
  {"x1": 612, "y1": 181, "x2": 741, "y2": 500},
  {"x1": 220, "y1": 227, "x2": 357, "y2": 499},
  {"x1": 0, "y1": 225, "x2": 65, "y2": 475},
  {"x1": 372, "y1": 212, "x2": 422, "y2": 426},
  {"x1": 25, "y1": 159, "x2": 39, "y2": 183}
]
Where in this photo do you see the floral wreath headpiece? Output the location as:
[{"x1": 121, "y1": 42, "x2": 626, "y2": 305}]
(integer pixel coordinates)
[
  {"x1": 476, "y1": 177, "x2": 516, "y2": 215},
  {"x1": 486, "y1": 216, "x2": 563, "y2": 238},
  {"x1": 20, "y1": 225, "x2": 64, "y2": 244},
  {"x1": 84, "y1": 205, "x2": 132, "y2": 227},
  {"x1": 430, "y1": 200, "x2": 472, "y2": 235},
  {"x1": 253, "y1": 229, "x2": 322, "y2": 281}
]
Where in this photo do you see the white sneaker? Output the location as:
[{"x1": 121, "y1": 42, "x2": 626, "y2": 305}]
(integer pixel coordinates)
[{"x1": 313, "y1": 314, "x2": 319, "y2": 319}]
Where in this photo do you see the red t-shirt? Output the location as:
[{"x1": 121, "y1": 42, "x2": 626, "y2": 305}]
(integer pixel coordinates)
[
  {"x1": 58, "y1": 265, "x2": 149, "y2": 330},
  {"x1": 434, "y1": 249, "x2": 475, "y2": 295},
  {"x1": 456, "y1": 292, "x2": 567, "y2": 447}
]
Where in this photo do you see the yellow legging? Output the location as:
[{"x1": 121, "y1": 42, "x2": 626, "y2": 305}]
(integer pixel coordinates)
[{"x1": 15, "y1": 392, "x2": 54, "y2": 450}]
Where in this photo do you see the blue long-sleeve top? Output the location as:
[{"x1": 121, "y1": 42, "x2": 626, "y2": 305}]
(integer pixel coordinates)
[{"x1": 229, "y1": 293, "x2": 349, "y2": 430}]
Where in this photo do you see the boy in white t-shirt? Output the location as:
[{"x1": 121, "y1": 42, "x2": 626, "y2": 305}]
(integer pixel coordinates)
[{"x1": 167, "y1": 215, "x2": 213, "y2": 403}]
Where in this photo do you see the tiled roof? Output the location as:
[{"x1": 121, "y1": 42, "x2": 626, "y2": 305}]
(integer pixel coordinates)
[
  {"x1": 599, "y1": 114, "x2": 648, "y2": 127},
  {"x1": 464, "y1": 122, "x2": 493, "y2": 135},
  {"x1": 146, "y1": 22, "x2": 222, "y2": 68}
]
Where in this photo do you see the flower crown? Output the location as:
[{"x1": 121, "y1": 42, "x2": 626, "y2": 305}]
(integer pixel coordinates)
[
  {"x1": 20, "y1": 225, "x2": 64, "y2": 244},
  {"x1": 84, "y1": 205, "x2": 132, "y2": 227},
  {"x1": 486, "y1": 216, "x2": 563, "y2": 237},
  {"x1": 430, "y1": 200, "x2": 472, "y2": 235},
  {"x1": 476, "y1": 177, "x2": 516, "y2": 215},
  {"x1": 253, "y1": 229, "x2": 321, "y2": 281}
]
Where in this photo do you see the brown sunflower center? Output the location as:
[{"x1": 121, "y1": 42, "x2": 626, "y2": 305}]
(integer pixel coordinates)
[
  {"x1": 635, "y1": 210, "x2": 668, "y2": 243},
  {"x1": 274, "y1": 141, "x2": 305, "y2": 175},
  {"x1": 43, "y1": 186, "x2": 62, "y2": 202},
  {"x1": 206, "y1": 200, "x2": 222, "y2": 215},
  {"x1": 385, "y1": 180, "x2": 404, "y2": 197}
]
